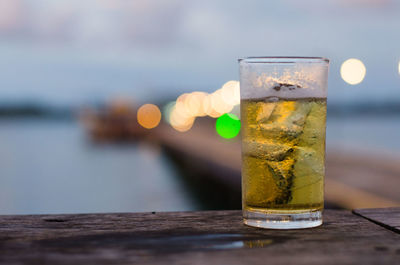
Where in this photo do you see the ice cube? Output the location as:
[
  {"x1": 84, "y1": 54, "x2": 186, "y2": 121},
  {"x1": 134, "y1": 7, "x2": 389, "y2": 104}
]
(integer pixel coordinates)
[
  {"x1": 265, "y1": 157, "x2": 295, "y2": 203},
  {"x1": 293, "y1": 146, "x2": 324, "y2": 177},
  {"x1": 243, "y1": 140, "x2": 293, "y2": 161},
  {"x1": 243, "y1": 156, "x2": 283, "y2": 205},
  {"x1": 260, "y1": 123, "x2": 303, "y2": 140},
  {"x1": 296, "y1": 102, "x2": 326, "y2": 147},
  {"x1": 256, "y1": 102, "x2": 276, "y2": 123},
  {"x1": 259, "y1": 100, "x2": 313, "y2": 140},
  {"x1": 289, "y1": 146, "x2": 324, "y2": 193}
]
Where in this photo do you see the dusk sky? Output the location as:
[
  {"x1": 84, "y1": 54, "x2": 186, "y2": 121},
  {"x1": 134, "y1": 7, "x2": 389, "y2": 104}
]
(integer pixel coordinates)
[{"x1": 0, "y1": 0, "x2": 399, "y2": 105}]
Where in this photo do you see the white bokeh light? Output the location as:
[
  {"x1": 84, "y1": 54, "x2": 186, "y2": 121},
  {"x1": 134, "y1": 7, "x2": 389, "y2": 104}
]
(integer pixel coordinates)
[{"x1": 340, "y1": 58, "x2": 366, "y2": 85}]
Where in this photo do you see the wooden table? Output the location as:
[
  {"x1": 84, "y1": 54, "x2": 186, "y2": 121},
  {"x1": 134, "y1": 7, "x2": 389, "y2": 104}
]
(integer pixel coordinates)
[{"x1": 0, "y1": 208, "x2": 399, "y2": 264}]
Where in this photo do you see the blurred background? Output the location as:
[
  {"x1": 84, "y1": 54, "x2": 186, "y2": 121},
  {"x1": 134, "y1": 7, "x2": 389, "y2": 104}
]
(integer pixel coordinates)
[{"x1": 0, "y1": 0, "x2": 399, "y2": 214}]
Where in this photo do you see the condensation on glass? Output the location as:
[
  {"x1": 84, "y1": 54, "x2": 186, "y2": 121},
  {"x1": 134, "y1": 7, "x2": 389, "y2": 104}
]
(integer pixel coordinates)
[{"x1": 239, "y1": 57, "x2": 329, "y2": 229}]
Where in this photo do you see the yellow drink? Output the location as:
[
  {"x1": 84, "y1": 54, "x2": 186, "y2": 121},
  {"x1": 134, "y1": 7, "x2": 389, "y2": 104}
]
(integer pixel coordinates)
[{"x1": 241, "y1": 97, "x2": 326, "y2": 223}]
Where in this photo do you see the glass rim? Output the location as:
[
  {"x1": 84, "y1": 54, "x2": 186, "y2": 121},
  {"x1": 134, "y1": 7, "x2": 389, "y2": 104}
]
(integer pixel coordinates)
[{"x1": 238, "y1": 56, "x2": 329, "y2": 64}]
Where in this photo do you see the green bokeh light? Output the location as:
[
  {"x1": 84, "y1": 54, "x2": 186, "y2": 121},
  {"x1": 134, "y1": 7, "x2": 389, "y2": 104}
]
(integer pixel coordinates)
[{"x1": 216, "y1": 113, "x2": 241, "y2": 139}]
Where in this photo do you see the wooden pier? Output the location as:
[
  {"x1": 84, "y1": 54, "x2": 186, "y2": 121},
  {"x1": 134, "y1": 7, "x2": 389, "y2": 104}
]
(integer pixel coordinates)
[{"x1": 152, "y1": 119, "x2": 400, "y2": 209}]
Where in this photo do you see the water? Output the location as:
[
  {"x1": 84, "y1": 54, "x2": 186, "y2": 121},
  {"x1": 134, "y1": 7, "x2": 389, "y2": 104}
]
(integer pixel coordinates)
[{"x1": 0, "y1": 119, "x2": 197, "y2": 214}]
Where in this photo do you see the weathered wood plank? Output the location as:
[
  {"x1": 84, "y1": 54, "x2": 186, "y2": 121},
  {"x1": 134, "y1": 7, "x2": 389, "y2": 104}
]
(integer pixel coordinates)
[
  {"x1": 353, "y1": 207, "x2": 400, "y2": 234},
  {"x1": 0, "y1": 210, "x2": 399, "y2": 265}
]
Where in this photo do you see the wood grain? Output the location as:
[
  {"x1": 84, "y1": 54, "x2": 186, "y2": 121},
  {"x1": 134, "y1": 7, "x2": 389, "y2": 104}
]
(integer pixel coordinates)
[
  {"x1": 0, "y1": 210, "x2": 399, "y2": 265},
  {"x1": 353, "y1": 207, "x2": 400, "y2": 234}
]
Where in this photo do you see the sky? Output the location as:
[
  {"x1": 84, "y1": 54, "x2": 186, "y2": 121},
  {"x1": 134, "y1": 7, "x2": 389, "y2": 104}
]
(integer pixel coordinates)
[{"x1": 0, "y1": 0, "x2": 399, "y2": 106}]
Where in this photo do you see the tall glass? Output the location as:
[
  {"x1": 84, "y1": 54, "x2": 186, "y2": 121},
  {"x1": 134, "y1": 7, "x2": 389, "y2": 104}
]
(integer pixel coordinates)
[{"x1": 239, "y1": 57, "x2": 329, "y2": 229}]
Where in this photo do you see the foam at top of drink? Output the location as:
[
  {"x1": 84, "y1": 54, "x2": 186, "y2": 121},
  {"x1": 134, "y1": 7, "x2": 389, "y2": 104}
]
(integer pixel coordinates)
[{"x1": 240, "y1": 66, "x2": 328, "y2": 99}]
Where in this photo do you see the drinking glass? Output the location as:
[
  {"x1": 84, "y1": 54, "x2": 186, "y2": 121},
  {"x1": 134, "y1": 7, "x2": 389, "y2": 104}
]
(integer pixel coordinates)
[{"x1": 239, "y1": 57, "x2": 329, "y2": 229}]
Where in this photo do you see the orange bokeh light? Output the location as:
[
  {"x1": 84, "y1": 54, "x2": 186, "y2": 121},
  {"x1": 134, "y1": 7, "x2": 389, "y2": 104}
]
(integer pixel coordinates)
[{"x1": 137, "y1": 104, "x2": 162, "y2": 129}]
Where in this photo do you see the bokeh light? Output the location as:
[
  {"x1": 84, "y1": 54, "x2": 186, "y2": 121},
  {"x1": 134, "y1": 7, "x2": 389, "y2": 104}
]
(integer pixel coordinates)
[
  {"x1": 340, "y1": 58, "x2": 366, "y2": 85},
  {"x1": 169, "y1": 95, "x2": 196, "y2": 132},
  {"x1": 211, "y1": 89, "x2": 234, "y2": 115},
  {"x1": 170, "y1": 107, "x2": 195, "y2": 132},
  {"x1": 216, "y1": 113, "x2": 241, "y2": 139},
  {"x1": 137, "y1": 104, "x2": 162, "y2": 129},
  {"x1": 221, "y1": 80, "x2": 240, "y2": 106},
  {"x1": 174, "y1": 93, "x2": 192, "y2": 119},
  {"x1": 202, "y1": 94, "x2": 213, "y2": 116},
  {"x1": 186, "y1": 91, "x2": 208, "y2": 117},
  {"x1": 167, "y1": 80, "x2": 241, "y2": 132}
]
